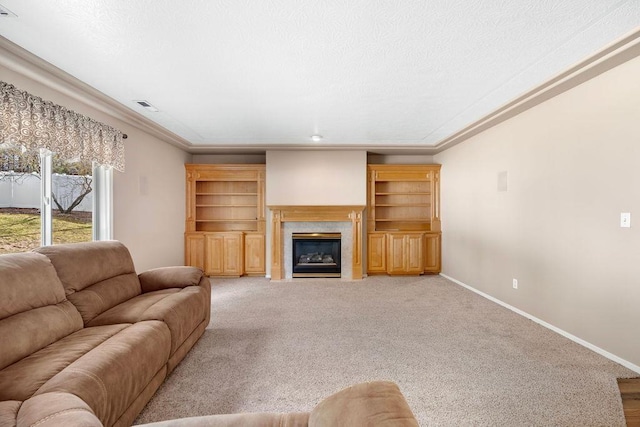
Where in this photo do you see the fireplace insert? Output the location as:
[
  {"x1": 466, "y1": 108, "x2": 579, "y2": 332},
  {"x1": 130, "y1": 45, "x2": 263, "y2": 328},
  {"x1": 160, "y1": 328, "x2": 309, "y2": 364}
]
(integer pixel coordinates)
[{"x1": 292, "y1": 233, "x2": 341, "y2": 278}]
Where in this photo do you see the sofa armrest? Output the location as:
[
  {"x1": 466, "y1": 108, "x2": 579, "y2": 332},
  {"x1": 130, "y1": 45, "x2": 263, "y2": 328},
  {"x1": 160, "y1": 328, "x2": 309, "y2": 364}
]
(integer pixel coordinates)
[
  {"x1": 309, "y1": 381, "x2": 418, "y2": 427},
  {"x1": 139, "y1": 266, "x2": 205, "y2": 293}
]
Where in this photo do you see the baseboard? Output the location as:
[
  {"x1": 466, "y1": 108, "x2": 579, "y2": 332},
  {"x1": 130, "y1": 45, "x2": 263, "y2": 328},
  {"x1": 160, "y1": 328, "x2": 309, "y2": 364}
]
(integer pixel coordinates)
[{"x1": 440, "y1": 273, "x2": 640, "y2": 375}]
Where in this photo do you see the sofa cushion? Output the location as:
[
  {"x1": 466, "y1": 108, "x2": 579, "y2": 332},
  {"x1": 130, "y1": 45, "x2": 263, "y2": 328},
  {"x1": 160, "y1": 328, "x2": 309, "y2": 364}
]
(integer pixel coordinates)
[
  {"x1": 88, "y1": 287, "x2": 209, "y2": 355},
  {"x1": 0, "y1": 324, "x2": 130, "y2": 401},
  {"x1": 137, "y1": 413, "x2": 310, "y2": 427},
  {"x1": 36, "y1": 241, "x2": 142, "y2": 324},
  {"x1": 36, "y1": 320, "x2": 171, "y2": 427},
  {"x1": 309, "y1": 381, "x2": 418, "y2": 427},
  {"x1": 0, "y1": 400, "x2": 21, "y2": 427},
  {"x1": 66, "y1": 272, "x2": 141, "y2": 325},
  {"x1": 0, "y1": 252, "x2": 83, "y2": 371},
  {"x1": 0, "y1": 252, "x2": 66, "y2": 320},
  {"x1": 18, "y1": 392, "x2": 102, "y2": 427},
  {"x1": 87, "y1": 289, "x2": 179, "y2": 326}
]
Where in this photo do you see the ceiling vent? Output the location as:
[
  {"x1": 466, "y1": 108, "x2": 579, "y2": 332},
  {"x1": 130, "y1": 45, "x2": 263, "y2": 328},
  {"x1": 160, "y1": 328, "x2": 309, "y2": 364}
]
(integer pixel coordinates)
[
  {"x1": 0, "y1": 4, "x2": 17, "y2": 17},
  {"x1": 134, "y1": 100, "x2": 159, "y2": 112}
]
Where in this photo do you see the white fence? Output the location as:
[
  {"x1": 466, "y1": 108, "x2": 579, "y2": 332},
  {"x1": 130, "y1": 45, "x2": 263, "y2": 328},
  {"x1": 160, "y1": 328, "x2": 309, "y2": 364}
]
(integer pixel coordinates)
[{"x1": 0, "y1": 172, "x2": 92, "y2": 212}]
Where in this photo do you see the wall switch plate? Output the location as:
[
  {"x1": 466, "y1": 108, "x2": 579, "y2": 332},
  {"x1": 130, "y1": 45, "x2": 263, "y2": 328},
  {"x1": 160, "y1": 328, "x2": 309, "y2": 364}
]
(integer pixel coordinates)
[
  {"x1": 512, "y1": 278, "x2": 518, "y2": 289},
  {"x1": 621, "y1": 212, "x2": 631, "y2": 228}
]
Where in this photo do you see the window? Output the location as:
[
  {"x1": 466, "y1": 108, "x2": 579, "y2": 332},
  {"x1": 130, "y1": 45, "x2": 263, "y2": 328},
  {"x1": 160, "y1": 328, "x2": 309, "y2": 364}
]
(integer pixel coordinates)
[
  {"x1": 1, "y1": 81, "x2": 123, "y2": 253},
  {"x1": 51, "y1": 156, "x2": 94, "y2": 246},
  {"x1": 0, "y1": 146, "x2": 112, "y2": 254},
  {"x1": 0, "y1": 146, "x2": 41, "y2": 253}
]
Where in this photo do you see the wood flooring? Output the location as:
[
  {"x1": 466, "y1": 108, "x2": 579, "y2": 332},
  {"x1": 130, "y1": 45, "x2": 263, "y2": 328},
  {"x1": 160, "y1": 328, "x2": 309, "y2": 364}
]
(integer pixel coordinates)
[{"x1": 619, "y1": 378, "x2": 640, "y2": 427}]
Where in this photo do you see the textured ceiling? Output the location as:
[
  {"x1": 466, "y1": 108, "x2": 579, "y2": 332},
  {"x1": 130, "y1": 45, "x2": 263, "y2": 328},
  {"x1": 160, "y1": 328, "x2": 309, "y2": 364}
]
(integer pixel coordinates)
[{"x1": 0, "y1": 1, "x2": 639, "y2": 151}]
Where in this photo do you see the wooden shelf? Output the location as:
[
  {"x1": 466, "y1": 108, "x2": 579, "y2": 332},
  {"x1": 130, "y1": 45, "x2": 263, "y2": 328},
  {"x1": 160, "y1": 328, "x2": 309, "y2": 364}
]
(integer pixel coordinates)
[
  {"x1": 196, "y1": 192, "x2": 258, "y2": 196},
  {"x1": 367, "y1": 164, "x2": 441, "y2": 275},
  {"x1": 375, "y1": 218, "x2": 428, "y2": 222},
  {"x1": 375, "y1": 192, "x2": 431, "y2": 196},
  {"x1": 186, "y1": 164, "x2": 266, "y2": 276},
  {"x1": 376, "y1": 222, "x2": 431, "y2": 230},
  {"x1": 196, "y1": 218, "x2": 257, "y2": 223},
  {"x1": 375, "y1": 204, "x2": 430, "y2": 207},
  {"x1": 196, "y1": 204, "x2": 258, "y2": 207}
]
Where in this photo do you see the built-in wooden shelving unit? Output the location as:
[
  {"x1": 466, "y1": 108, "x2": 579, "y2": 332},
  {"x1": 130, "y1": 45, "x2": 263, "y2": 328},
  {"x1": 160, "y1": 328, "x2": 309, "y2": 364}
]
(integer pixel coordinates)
[
  {"x1": 185, "y1": 164, "x2": 265, "y2": 277},
  {"x1": 367, "y1": 164, "x2": 441, "y2": 275}
]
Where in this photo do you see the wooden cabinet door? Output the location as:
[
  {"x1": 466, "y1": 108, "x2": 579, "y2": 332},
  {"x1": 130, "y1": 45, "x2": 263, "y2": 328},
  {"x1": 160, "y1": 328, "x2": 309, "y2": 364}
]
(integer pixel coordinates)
[
  {"x1": 204, "y1": 234, "x2": 224, "y2": 276},
  {"x1": 367, "y1": 233, "x2": 387, "y2": 273},
  {"x1": 406, "y1": 233, "x2": 424, "y2": 273},
  {"x1": 244, "y1": 232, "x2": 265, "y2": 275},
  {"x1": 222, "y1": 233, "x2": 244, "y2": 276},
  {"x1": 424, "y1": 232, "x2": 441, "y2": 273},
  {"x1": 203, "y1": 232, "x2": 246, "y2": 277},
  {"x1": 387, "y1": 233, "x2": 407, "y2": 274},
  {"x1": 185, "y1": 233, "x2": 205, "y2": 270},
  {"x1": 387, "y1": 232, "x2": 424, "y2": 275},
  {"x1": 204, "y1": 232, "x2": 244, "y2": 276}
]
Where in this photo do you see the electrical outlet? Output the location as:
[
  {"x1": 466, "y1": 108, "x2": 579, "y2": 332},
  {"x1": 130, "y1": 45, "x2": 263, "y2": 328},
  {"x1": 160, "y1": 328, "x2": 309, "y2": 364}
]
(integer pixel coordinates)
[{"x1": 512, "y1": 279, "x2": 518, "y2": 289}]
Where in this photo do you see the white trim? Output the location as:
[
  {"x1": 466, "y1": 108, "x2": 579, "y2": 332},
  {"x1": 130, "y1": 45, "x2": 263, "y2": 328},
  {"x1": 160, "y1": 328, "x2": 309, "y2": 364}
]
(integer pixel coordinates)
[
  {"x1": 92, "y1": 164, "x2": 113, "y2": 241},
  {"x1": 440, "y1": 273, "x2": 640, "y2": 375},
  {"x1": 39, "y1": 149, "x2": 52, "y2": 246}
]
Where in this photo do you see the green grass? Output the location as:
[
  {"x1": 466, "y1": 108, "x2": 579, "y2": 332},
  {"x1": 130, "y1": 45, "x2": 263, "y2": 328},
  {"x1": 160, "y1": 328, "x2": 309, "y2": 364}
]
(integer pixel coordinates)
[{"x1": 0, "y1": 211, "x2": 92, "y2": 254}]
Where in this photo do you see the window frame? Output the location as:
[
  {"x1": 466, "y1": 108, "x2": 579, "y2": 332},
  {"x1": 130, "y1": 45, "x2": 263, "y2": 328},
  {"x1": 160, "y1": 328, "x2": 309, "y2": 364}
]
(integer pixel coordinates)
[{"x1": 37, "y1": 149, "x2": 112, "y2": 247}]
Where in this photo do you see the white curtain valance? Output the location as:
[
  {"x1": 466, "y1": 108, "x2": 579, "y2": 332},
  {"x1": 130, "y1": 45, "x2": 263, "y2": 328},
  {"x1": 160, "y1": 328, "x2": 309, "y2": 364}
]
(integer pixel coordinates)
[{"x1": 0, "y1": 81, "x2": 125, "y2": 172}]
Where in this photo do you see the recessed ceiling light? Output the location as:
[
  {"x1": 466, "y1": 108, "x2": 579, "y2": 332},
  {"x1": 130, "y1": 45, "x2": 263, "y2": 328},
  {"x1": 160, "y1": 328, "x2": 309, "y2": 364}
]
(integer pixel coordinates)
[
  {"x1": 134, "y1": 100, "x2": 159, "y2": 112},
  {"x1": 0, "y1": 4, "x2": 17, "y2": 17},
  {"x1": 311, "y1": 135, "x2": 323, "y2": 142}
]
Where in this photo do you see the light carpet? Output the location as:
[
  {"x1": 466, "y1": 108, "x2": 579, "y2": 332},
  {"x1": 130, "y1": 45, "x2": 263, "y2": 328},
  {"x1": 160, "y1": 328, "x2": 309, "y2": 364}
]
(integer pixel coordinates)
[{"x1": 135, "y1": 275, "x2": 635, "y2": 426}]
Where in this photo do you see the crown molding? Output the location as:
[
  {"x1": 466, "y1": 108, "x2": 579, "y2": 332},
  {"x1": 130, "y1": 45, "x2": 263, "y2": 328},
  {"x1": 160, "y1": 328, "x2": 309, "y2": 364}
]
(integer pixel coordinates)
[
  {"x1": 432, "y1": 26, "x2": 640, "y2": 153},
  {"x1": 187, "y1": 143, "x2": 438, "y2": 155},
  {"x1": 0, "y1": 36, "x2": 192, "y2": 151},
  {"x1": 3, "y1": 25, "x2": 639, "y2": 156}
]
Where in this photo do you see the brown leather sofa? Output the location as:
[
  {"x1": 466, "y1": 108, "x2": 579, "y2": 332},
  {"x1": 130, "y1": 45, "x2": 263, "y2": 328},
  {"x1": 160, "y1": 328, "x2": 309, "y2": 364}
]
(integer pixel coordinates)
[
  {"x1": 0, "y1": 242, "x2": 418, "y2": 426},
  {"x1": 0, "y1": 241, "x2": 211, "y2": 427}
]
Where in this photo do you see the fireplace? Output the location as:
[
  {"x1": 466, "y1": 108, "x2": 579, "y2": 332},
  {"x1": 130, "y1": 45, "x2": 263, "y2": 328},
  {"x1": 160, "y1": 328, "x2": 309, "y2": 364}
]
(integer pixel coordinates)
[
  {"x1": 292, "y1": 233, "x2": 341, "y2": 278},
  {"x1": 268, "y1": 205, "x2": 364, "y2": 280}
]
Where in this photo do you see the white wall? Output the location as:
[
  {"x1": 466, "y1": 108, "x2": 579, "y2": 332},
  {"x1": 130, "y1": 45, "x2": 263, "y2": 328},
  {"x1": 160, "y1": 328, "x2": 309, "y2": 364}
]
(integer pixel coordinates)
[
  {"x1": 434, "y1": 53, "x2": 640, "y2": 369},
  {"x1": 1, "y1": 63, "x2": 191, "y2": 271},
  {"x1": 113, "y1": 126, "x2": 191, "y2": 271},
  {"x1": 266, "y1": 150, "x2": 367, "y2": 206}
]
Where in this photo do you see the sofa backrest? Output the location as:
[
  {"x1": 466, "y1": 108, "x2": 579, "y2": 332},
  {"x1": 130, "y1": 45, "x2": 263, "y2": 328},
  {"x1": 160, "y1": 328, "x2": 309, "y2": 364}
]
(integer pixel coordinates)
[
  {"x1": 35, "y1": 241, "x2": 142, "y2": 325},
  {"x1": 0, "y1": 252, "x2": 83, "y2": 371}
]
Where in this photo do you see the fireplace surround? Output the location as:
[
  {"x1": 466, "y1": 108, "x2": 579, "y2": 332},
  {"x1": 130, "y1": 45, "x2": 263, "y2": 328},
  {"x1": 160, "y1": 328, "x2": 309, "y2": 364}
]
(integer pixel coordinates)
[{"x1": 269, "y1": 206, "x2": 365, "y2": 280}]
